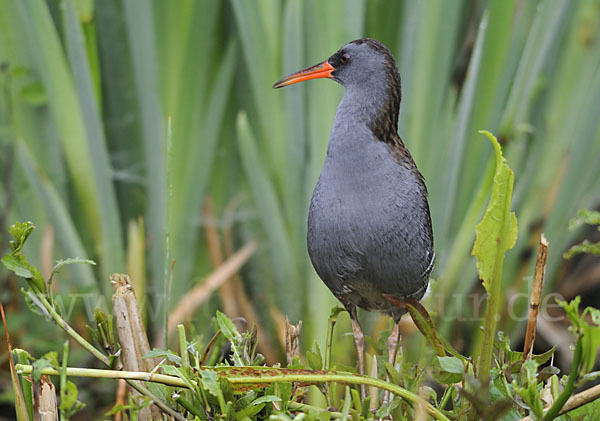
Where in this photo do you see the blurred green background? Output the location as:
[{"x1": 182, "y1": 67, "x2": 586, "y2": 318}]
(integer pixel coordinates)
[{"x1": 1, "y1": 0, "x2": 600, "y2": 411}]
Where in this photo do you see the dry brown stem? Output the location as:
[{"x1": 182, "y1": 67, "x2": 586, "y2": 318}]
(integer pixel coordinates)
[
  {"x1": 285, "y1": 317, "x2": 302, "y2": 366},
  {"x1": 111, "y1": 273, "x2": 160, "y2": 420},
  {"x1": 221, "y1": 198, "x2": 280, "y2": 362},
  {"x1": 204, "y1": 198, "x2": 239, "y2": 318},
  {"x1": 523, "y1": 234, "x2": 548, "y2": 360},
  {"x1": 37, "y1": 375, "x2": 57, "y2": 421}
]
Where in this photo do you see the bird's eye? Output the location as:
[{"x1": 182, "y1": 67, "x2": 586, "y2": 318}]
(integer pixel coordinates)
[{"x1": 341, "y1": 53, "x2": 350, "y2": 64}]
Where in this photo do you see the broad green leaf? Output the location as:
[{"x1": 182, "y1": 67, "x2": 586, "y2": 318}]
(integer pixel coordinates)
[
  {"x1": 235, "y1": 403, "x2": 265, "y2": 419},
  {"x1": 432, "y1": 356, "x2": 464, "y2": 385},
  {"x1": 2, "y1": 255, "x2": 34, "y2": 279},
  {"x1": 143, "y1": 348, "x2": 182, "y2": 366},
  {"x1": 437, "y1": 356, "x2": 464, "y2": 374},
  {"x1": 159, "y1": 364, "x2": 179, "y2": 377},
  {"x1": 59, "y1": 380, "x2": 86, "y2": 416},
  {"x1": 250, "y1": 395, "x2": 281, "y2": 406},
  {"x1": 2, "y1": 222, "x2": 45, "y2": 293},
  {"x1": 276, "y1": 381, "x2": 292, "y2": 412},
  {"x1": 215, "y1": 310, "x2": 240, "y2": 342},
  {"x1": 375, "y1": 397, "x2": 400, "y2": 418},
  {"x1": 473, "y1": 130, "x2": 518, "y2": 382},
  {"x1": 403, "y1": 299, "x2": 445, "y2": 357},
  {"x1": 32, "y1": 358, "x2": 54, "y2": 384},
  {"x1": 472, "y1": 130, "x2": 518, "y2": 291},
  {"x1": 2, "y1": 255, "x2": 45, "y2": 292},
  {"x1": 403, "y1": 298, "x2": 467, "y2": 361},
  {"x1": 200, "y1": 369, "x2": 221, "y2": 399},
  {"x1": 305, "y1": 341, "x2": 323, "y2": 371}
]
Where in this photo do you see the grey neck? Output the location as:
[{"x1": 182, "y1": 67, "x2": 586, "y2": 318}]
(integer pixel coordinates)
[{"x1": 335, "y1": 80, "x2": 390, "y2": 127}]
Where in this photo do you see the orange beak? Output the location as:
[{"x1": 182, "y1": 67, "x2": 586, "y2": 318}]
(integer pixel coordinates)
[{"x1": 272, "y1": 61, "x2": 335, "y2": 88}]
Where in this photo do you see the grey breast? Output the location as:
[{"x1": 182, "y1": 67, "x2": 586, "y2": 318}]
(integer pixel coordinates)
[{"x1": 307, "y1": 126, "x2": 433, "y2": 312}]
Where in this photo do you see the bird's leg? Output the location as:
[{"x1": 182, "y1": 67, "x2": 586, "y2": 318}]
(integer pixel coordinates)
[
  {"x1": 383, "y1": 321, "x2": 401, "y2": 404},
  {"x1": 387, "y1": 320, "x2": 401, "y2": 366},
  {"x1": 348, "y1": 307, "x2": 366, "y2": 399}
]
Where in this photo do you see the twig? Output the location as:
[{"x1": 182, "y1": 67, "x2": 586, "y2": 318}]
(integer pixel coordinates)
[
  {"x1": 17, "y1": 365, "x2": 451, "y2": 421},
  {"x1": 519, "y1": 383, "x2": 600, "y2": 420},
  {"x1": 555, "y1": 383, "x2": 600, "y2": 416},
  {"x1": 523, "y1": 234, "x2": 548, "y2": 359}
]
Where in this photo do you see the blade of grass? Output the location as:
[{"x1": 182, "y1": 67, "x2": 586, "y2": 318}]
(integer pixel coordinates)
[
  {"x1": 170, "y1": 40, "x2": 237, "y2": 300},
  {"x1": 123, "y1": 0, "x2": 165, "y2": 308},
  {"x1": 17, "y1": 141, "x2": 96, "y2": 290},
  {"x1": 236, "y1": 112, "x2": 300, "y2": 317},
  {"x1": 63, "y1": 0, "x2": 124, "y2": 287}
]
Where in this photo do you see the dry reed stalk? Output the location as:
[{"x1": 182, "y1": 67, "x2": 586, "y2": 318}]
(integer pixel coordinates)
[
  {"x1": 523, "y1": 234, "x2": 548, "y2": 360},
  {"x1": 204, "y1": 198, "x2": 239, "y2": 318},
  {"x1": 222, "y1": 206, "x2": 280, "y2": 363},
  {"x1": 37, "y1": 375, "x2": 57, "y2": 421},
  {"x1": 111, "y1": 273, "x2": 160, "y2": 420},
  {"x1": 162, "y1": 240, "x2": 258, "y2": 342},
  {"x1": 285, "y1": 317, "x2": 302, "y2": 366}
]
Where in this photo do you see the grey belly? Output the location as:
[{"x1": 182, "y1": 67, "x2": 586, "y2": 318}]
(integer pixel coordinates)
[{"x1": 307, "y1": 175, "x2": 433, "y2": 317}]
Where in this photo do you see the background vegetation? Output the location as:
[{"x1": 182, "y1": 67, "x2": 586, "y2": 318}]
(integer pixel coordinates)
[{"x1": 1, "y1": 0, "x2": 600, "y2": 417}]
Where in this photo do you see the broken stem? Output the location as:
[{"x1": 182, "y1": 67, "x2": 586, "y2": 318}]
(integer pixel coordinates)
[{"x1": 523, "y1": 234, "x2": 548, "y2": 359}]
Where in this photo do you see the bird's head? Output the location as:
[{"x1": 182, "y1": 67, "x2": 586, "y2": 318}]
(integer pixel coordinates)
[
  {"x1": 273, "y1": 38, "x2": 403, "y2": 137},
  {"x1": 273, "y1": 38, "x2": 400, "y2": 96}
]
